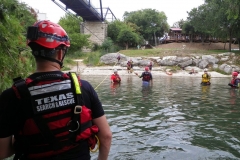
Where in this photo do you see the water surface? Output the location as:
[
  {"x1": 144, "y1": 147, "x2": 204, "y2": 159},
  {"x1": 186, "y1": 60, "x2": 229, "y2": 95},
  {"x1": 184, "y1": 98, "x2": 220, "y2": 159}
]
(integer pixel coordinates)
[{"x1": 83, "y1": 75, "x2": 240, "y2": 160}]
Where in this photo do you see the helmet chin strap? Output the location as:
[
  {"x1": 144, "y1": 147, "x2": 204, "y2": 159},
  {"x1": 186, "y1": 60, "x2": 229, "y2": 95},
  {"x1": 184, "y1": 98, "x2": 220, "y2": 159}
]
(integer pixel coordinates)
[
  {"x1": 60, "y1": 49, "x2": 68, "y2": 68},
  {"x1": 32, "y1": 49, "x2": 67, "y2": 68}
]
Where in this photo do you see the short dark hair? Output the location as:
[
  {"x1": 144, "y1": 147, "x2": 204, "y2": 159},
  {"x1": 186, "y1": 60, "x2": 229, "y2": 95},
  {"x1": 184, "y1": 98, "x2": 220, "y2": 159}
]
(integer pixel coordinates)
[{"x1": 29, "y1": 42, "x2": 58, "y2": 59}]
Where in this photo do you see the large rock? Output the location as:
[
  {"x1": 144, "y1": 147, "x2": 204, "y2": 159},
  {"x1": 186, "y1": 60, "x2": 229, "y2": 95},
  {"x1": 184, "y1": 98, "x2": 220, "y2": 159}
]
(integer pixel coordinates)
[
  {"x1": 178, "y1": 59, "x2": 193, "y2": 68},
  {"x1": 100, "y1": 53, "x2": 127, "y2": 65},
  {"x1": 192, "y1": 59, "x2": 201, "y2": 66},
  {"x1": 219, "y1": 63, "x2": 232, "y2": 73},
  {"x1": 198, "y1": 59, "x2": 209, "y2": 69},
  {"x1": 158, "y1": 56, "x2": 191, "y2": 66},
  {"x1": 202, "y1": 55, "x2": 219, "y2": 64},
  {"x1": 98, "y1": 52, "x2": 239, "y2": 75}
]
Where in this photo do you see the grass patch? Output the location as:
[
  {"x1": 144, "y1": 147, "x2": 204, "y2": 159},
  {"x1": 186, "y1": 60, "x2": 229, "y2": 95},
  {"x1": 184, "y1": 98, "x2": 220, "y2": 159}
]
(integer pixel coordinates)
[
  {"x1": 118, "y1": 48, "x2": 227, "y2": 57},
  {"x1": 165, "y1": 66, "x2": 182, "y2": 72},
  {"x1": 83, "y1": 51, "x2": 104, "y2": 66},
  {"x1": 213, "y1": 68, "x2": 229, "y2": 75}
]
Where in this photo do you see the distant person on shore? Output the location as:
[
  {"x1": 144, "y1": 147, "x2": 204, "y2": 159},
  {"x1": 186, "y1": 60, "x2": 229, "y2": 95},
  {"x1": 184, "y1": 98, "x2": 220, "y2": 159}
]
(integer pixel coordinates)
[
  {"x1": 201, "y1": 68, "x2": 211, "y2": 85},
  {"x1": 189, "y1": 68, "x2": 197, "y2": 74},
  {"x1": 117, "y1": 53, "x2": 121, "y2": 63},
  {"x1": 111, "y1": 69, "x2": 121, "y2": 83},
  {"x1": 137, "y1": 45, "x2": 140, "y2": 50},
  {"x1": 127, "y1": 59, "x2": 133, "y2": 73},
  {"x1": 135, "y1": 66, "x2": 153, "y2": 86},
  {"x1": 148, "y1": 61, "x2": 153, "y2": 72},
  {"x1": 228, "y1": 71, "x2": 240, "y2": 88}
]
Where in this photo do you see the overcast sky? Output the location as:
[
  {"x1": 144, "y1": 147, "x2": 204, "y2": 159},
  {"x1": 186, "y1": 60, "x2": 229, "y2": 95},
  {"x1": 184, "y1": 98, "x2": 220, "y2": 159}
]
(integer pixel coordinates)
[{"x1": 18, "y1": 0, "x2": 205, "y2": 26}]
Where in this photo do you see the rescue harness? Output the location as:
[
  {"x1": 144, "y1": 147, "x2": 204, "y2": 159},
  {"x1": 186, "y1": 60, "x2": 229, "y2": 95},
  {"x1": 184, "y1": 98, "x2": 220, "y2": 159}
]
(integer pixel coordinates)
[
  {"x1": 142, "y1": 72, "x2": 151, "y2": 82},
  {"x1": 12, "y1": 72, "x2": 99, "y2": 160}
]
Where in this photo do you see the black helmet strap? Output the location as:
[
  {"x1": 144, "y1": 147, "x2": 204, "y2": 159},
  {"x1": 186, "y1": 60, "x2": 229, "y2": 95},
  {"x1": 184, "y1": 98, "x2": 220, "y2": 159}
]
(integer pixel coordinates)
[{"x1": 32, "y1": 48, "x2": 67, "y2": 68}]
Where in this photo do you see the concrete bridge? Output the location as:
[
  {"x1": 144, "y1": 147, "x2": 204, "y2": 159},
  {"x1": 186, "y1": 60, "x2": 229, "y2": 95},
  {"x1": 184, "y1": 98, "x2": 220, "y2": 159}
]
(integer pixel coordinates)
[{"x1": 52, "y1": 0, "x2": 116, "y2": 46}]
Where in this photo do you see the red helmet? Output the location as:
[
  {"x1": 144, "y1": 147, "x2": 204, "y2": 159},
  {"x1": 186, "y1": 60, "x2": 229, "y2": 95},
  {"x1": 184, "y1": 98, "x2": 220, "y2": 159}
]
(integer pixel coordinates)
[
  {"x1": 232, "y1": 72, "x2": 238, "y2": 76},
  {"x1": 27, "y1": 20, "x2": 70, "y2": 49},
  {"x1": 145, "y1": 66, "x2": 149, "y2": 71}
]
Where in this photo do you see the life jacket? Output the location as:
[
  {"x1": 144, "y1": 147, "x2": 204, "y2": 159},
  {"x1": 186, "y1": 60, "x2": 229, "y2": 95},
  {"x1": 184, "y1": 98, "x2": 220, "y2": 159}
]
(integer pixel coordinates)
[
  {"x1": 127, "y1": 61, "x2": 131, "y2": 69},
  {"x1": 231, "y1": 78, "x2": 240, "y2": 88},
  {"x1": 142, "y1": 72, "x2": 151, "y2": 82},
  {"x1": 12, "y1": 72, "x2": 99, "y2": 160},
  {"x1": 117, "y1": 55, "x2": 120, "y2": 60},
  {"x1": 202, "y1": 73, "x2": 210, "y2": 83},
  {"x1": 148, "y1": 64, "x2": 152, "y2": 70},
  {"x1": 111, "y1": 74, "x2": 121, "y2": 83}
]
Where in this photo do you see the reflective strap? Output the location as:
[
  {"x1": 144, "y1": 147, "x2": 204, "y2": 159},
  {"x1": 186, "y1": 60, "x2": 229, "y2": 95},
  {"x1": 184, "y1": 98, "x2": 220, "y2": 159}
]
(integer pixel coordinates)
[{"x1": 70, "y1": 72, "x2": 81, "y2": 94}]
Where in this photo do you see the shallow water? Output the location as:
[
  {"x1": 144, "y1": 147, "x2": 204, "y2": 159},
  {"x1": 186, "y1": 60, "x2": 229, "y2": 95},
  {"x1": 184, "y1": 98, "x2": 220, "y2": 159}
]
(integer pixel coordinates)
[
  {"x1": 4, "y1": 75, "x2": 240, "y2": 160},
  {"x1": 84, "y1": 75, "x2": 240, "y2": 160}
]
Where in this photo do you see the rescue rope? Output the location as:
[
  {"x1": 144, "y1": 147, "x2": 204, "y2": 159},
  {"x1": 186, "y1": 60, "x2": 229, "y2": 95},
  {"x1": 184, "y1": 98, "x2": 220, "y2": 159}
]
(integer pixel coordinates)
[
  {"x1": 94, "y1": 61, "x2": 118, "y2": 90},
  {"x1": 90, "y1": 135, "x2": 100, "y2": 153}
]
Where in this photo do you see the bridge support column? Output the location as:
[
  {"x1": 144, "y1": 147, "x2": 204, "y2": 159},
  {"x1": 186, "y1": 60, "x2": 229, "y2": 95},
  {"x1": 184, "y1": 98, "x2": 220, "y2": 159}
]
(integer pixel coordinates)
[{"x1": 81, "y1": 21, "x2": 107, "y2": 47}]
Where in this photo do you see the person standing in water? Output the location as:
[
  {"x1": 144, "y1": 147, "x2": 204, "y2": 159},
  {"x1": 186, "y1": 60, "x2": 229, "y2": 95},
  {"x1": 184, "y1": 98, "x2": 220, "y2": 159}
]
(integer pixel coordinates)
[
  {"x1": 228, "y1": 71, "x2": 240, "y2": 88},
  {"x1": 126, "y1": 59, "x2": 134, "y2": 73},
  {"x1": 135, "y1": 66, "x2": 153, "y2": 86},
  {"x1": 201, "y1": 68, "x2": 211, "y2": 85},
  {"x1": 111, "y1": 69, "x2": 121, "y2": 83}
]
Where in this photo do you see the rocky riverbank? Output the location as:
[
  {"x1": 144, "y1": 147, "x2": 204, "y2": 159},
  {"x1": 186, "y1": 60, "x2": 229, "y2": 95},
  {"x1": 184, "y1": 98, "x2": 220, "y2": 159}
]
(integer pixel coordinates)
[{"x1": 66, "y1": 59, "x2": 230, "y2": 78}]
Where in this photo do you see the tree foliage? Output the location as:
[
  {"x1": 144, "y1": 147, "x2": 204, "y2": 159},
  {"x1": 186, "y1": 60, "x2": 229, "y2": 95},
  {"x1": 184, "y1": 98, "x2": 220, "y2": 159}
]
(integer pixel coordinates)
[
  {"x1": 107, "y1": 20, "x2": 143, "y2": 49},
  {"x1": 181, "y1": 0, "x2": 240, "y2": 51},
  {"x1": 117, "y1": 28, "x2": 140, "y2": 50},
  {"x1": 58, "y1": 14, "x2": 90, "y2": 53},
  {"x1": 0, "y1": 0, "x2": 36, "y2": 92},
  {"x1": 123, "y1": 9, "x2": 169, "y2": 41}
]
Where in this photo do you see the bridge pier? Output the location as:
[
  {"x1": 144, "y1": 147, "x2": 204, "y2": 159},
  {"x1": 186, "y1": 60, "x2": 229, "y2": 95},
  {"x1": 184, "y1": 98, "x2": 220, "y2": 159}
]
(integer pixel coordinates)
[{"x1": 81, "y1": 21, "x2": 107, "y2": 51}]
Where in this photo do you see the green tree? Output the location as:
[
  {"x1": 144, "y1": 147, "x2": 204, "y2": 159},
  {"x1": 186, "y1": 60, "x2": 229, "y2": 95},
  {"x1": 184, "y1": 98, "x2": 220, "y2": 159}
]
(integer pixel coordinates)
[
  {"x1": 58, "y1": 14, "x2": 90, "y2": 53},
  {"x1": 123, "y1": 9, "x2": 169, "y2": 43},
  {"x1": 182, "y1": 21, "x2": 195, "y2": 42},
  {"x1": 203, "y1": 0, "x2": 240, "y2": 51},
  {"x1": 107, "y1": 20, "x2": 124, "y2": 43},
  {"x1": 117, "y1": 28, "x2": 139, "y2": 50},
  {"x1": 172, "y1": 19, "x2": 185, "y2": 28},
  {"x1": 187, "y1": 4, "x2": 217, "y2": 43},
  {"x1": 0, "y1": 0, "x2": 36, "y2": 92},
  {"x1": 107, "y1": 20, "x2": 143, "y2": 48}
]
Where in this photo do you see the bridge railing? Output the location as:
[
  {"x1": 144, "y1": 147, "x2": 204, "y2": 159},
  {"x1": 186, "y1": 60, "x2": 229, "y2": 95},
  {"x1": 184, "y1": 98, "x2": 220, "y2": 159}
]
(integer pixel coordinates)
[{"x1": 82, "y1": 0, "x2": 102, "y2": 18}]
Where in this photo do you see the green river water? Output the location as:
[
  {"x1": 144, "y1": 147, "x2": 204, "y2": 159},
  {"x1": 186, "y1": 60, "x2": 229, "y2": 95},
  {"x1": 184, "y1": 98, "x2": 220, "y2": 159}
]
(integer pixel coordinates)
[
  {"x1": 88, "y1": 75, "x2": 240, "y2": 160},
  {"x1": 4, "y1": 75, "x2": 240, "y2": 160}
]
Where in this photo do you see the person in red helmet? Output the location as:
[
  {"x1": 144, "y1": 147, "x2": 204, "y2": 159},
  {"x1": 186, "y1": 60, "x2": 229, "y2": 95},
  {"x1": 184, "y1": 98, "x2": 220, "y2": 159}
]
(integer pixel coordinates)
[
  {"x1": 135, "y1": 66, "x2": 153, "y2": 86},
  {"x1": 0, "y1": 20, "x2": 112, "y2": 160},
  {"x1": 228, "y1": 71, "x2": 240, "y2": 88}
]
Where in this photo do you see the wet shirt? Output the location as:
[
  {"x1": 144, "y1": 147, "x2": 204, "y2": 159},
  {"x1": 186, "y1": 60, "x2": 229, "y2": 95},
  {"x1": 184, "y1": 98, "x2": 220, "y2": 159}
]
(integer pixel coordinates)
[
  {"x1": 111, "y1": 74, "x2": 121, "y2": 83},
  {"x1": 140, "y1": 72, "x2": 152, "y2": 82}
]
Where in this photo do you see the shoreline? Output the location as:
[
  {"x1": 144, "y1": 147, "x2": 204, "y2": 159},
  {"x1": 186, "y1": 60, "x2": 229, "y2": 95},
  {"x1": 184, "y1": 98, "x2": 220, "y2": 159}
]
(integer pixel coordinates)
[{"x1": 66, "y1": 65, "x2": 231, "y2": 78}]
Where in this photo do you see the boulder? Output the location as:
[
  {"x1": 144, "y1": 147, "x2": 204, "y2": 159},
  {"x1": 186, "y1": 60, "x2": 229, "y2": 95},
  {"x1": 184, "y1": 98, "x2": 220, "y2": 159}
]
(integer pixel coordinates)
[
  {"x1": 198, "y1": 59, "x2": 209, "y2": 69},
  {"x1": 100, "y1": 53, "x2": 127, "y2": 65}
]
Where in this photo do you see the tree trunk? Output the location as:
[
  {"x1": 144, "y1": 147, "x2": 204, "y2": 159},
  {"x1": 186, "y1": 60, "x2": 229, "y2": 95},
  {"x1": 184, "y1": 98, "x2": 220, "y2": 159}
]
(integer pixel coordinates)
[
  {"x1": 228, "y1": 29, "x2": 232, "y2": 52},
  {"x1": 125, "y1": 43, "x2": 128, "y2": 50},
  {"x1": 237, "y1": 38, "x2": 240, "y2": 50}
]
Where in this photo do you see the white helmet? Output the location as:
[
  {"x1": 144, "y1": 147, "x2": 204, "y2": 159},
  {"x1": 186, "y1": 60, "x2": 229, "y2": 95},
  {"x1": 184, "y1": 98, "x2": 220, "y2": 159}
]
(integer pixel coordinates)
[
  {"x1": 114, "y1": 69, "x2": 118, "y2": 73},
  {"x1": 204, "y1": 68, "x2": 208, "y2": 72}
]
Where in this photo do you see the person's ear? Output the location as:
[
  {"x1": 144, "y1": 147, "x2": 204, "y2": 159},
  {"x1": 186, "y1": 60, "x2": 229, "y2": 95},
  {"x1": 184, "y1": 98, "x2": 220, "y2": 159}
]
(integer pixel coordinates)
[{"x1": 57, "y1": 50, "x2": 63, "y2": 61}]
